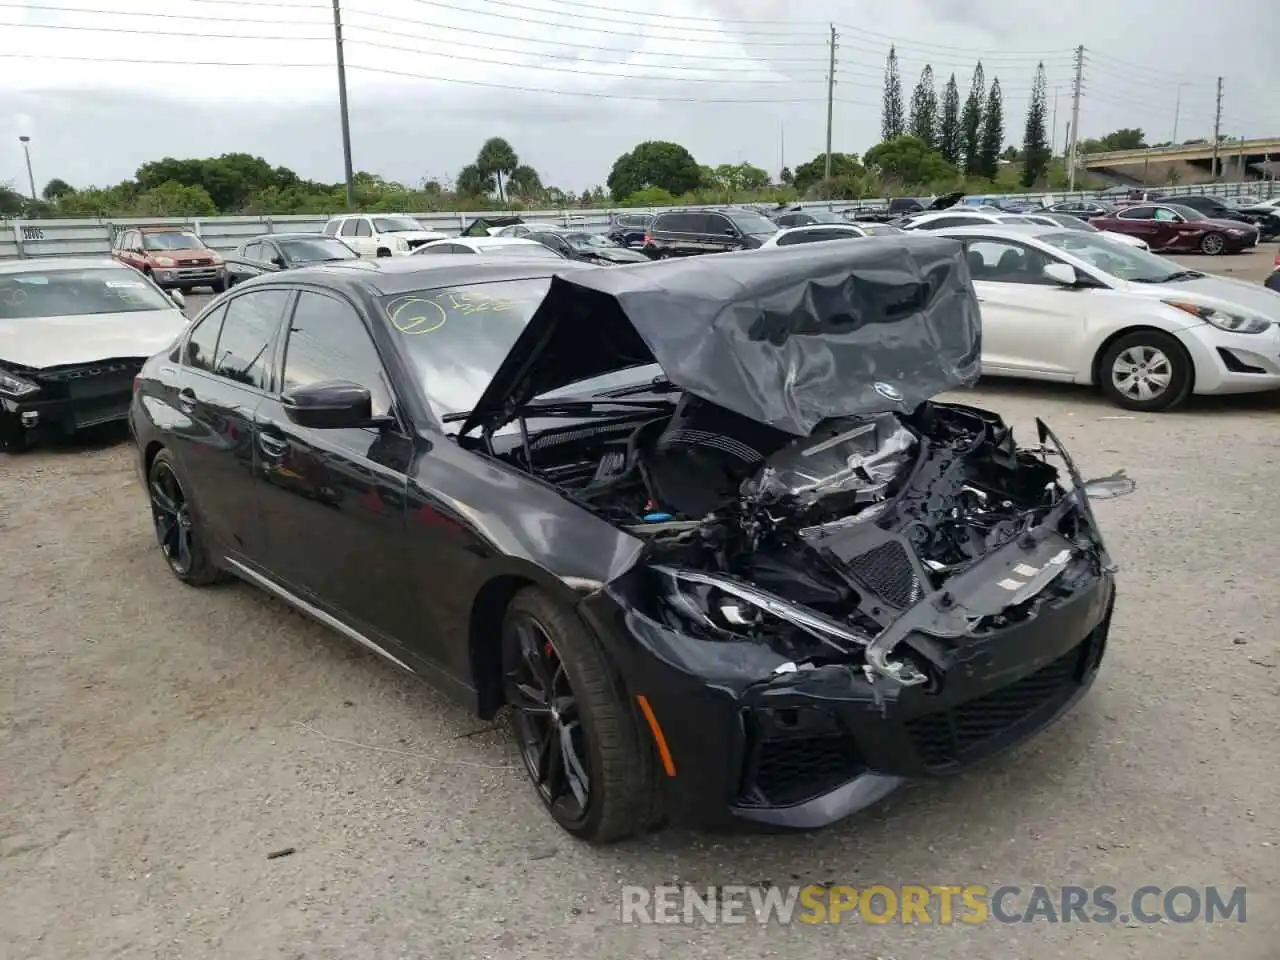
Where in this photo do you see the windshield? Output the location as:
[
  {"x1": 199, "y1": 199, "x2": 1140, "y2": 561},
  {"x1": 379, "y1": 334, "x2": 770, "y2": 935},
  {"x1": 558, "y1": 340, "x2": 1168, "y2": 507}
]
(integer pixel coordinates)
[
  {"x1": 858, "y1": 223, "x2": 903, "y2": 235},
  {"x1": 805, "y1": 210, "x2": 847, "y2": 224},
  {"x1": 0, "y1": 267, "x2": 175, "y2": 319},
  {"x1": 995, "y1": 215, "x2": 1038, "y2": 225},
  {"x1": 1039, "y1": 214, "x2": 1094, "y2": 231},
  {"x1": 728, "y1": 212, "x2": 780, "y2": 235},
  {"x1": 373, "y1": 217, "x2": 425, "y2": 233},
  {"x1": 1040, "y1": 232, "x2": 1190, "y2": 282},
  {"x1": 383, "y1": 279, "x2": 656, "y2": 423},
  {"x1": 563, "y1": 232, "x2": 617, "y2": 250},
  {"x1": 278, "y1": 237, "x2": 358, "y2": 262},
  {"x1": 142, "y1": 232, "x2": 205, "y2": 251}
]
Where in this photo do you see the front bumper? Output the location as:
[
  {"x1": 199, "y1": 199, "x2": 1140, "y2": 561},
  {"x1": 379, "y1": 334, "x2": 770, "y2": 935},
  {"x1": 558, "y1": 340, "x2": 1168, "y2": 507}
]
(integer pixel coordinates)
[
  {"x1": 1, "y1": 359, "x2": 143, "y2": 444},
  {"x1": 151, "y1": 265, "x2": 225, "y2": 288},
  {"x1": 1176, "y1": 323, "x2": 1280, "y2": 395},
  {"x1": 581, "y1": 559, "x2": 1114, "y2": 832}
]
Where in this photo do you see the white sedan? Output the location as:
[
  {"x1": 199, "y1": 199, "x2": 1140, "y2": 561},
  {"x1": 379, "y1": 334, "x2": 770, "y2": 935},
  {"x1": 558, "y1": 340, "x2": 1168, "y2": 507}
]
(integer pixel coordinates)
[
  {"x1": 410, "y1": 236, "x2": 568, "y2": 259},
  {"x1": 933, "y1": 224, "x2": 1280, "y2": 410},
  {"x1": 759, "y1": 222, "x2": 904, "y2": 247},
  {"x1": 907, "y1": 208, "x2": 1150, "y2": 249}
]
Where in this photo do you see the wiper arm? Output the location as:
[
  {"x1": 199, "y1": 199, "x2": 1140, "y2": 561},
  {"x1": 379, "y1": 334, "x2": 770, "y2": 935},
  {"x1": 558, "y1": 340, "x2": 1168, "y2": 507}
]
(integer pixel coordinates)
[
  {"x1": 597, "y1": 376, "x2": 677, "y2": 398},
  {"x1": 1160, "y1": 270, "x2": 1204, "y2": 282}
]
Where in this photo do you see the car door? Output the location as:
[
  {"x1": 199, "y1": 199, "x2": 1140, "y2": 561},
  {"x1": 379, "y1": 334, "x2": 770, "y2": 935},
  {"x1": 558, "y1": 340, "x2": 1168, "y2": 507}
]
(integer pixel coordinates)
[
  {"x1": 704, "y1": 213, "x2": 744, "y2": 253},
  {"x1": 259, "y1": 239, "x2": 286, "y2": 271},
  {"x1": 960, "y1": 237, "x2": 1088, "y2": 380},
  {"x1": 252, "y1": 288, "x2": 420, "y2": 654},
  {"x1": 338, "y1": 217, "x2": 368, "y2": 257},
  {"x1": 527, "y1": 232, "x2": 576, "y2": 259},
  {"x1": 168, "y1": 289, "x2": 293, "y2": 563}
]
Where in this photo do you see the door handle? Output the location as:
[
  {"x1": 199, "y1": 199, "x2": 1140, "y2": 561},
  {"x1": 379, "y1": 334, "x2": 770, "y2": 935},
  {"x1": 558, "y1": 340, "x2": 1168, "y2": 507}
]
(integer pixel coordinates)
[
  {"x1": 258, "y1": 432, "x2": 288, "y2": 457},
  {"x1": 177, "y1": 387, "x2": 197, "y2": 411}
]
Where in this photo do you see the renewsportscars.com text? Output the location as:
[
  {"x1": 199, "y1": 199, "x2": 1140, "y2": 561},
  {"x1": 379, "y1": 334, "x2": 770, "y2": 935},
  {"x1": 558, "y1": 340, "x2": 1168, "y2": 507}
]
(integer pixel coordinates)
[{"x1": 619, "y1": 884, "x2": 1247, "y2": 925}]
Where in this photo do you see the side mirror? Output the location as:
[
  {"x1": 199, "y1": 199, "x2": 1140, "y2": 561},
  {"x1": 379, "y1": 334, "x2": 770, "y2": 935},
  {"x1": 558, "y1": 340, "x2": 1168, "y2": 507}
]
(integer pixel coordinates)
[
  {"x1": 724, "y1": 228, "x2": 737, "y2": 236},
  {"x1": 282, "y1": 379, "x2": 376, "y2": 429},
  {"x1": 270, "y1": 255, "x2": 285, "y2": 268},
  {"x1": 169, "y1": 289, "x2": 186, "y2": 308},
  {"x1": 1043, "y1": 263, "x2": 1078, "y2": 286}
]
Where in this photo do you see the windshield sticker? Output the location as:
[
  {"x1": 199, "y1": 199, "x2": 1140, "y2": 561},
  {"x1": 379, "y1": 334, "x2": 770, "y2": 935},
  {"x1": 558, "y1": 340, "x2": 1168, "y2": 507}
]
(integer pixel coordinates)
[
  {"x1": 15, "y1": 276, "x2": 49, "y2": 285},
  {"x1": 388, "y1": 290, "x2": 517, "y2": 335},
  {"x1": 105, "y1": 280, "x2": 146, "y2": 288}
]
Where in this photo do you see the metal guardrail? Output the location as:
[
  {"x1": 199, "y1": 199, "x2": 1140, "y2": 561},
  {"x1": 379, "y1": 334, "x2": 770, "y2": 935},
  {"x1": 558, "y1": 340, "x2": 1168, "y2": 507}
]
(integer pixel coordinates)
[{"x1": 1, "y1": 180, "x2": 1271, "y2": 259}]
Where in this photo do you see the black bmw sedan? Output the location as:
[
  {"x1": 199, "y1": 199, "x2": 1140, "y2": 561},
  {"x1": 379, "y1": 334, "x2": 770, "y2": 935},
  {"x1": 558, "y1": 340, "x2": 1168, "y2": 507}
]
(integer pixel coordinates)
[{"x1": 129, "y1": 242, "x2": 1117, "y2": 843}]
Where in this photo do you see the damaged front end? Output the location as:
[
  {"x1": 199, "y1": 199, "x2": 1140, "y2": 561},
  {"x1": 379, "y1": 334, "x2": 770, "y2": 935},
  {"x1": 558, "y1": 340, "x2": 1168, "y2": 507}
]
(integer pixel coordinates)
[{"x1": 545, "y1": 397, "x2": 1120, "y2": 825}]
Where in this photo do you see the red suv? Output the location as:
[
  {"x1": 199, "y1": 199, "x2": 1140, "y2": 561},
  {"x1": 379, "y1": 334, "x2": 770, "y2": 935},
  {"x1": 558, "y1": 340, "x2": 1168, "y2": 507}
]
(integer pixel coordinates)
[{"x1": 111, "y1": 227, "x2": 227, "y2": 293}]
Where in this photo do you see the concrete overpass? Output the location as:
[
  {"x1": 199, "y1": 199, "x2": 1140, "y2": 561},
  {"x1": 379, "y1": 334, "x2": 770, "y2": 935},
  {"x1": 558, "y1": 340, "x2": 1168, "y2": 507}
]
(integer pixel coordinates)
[{"x1": 1080, "y1": 137, "x2": 1280, "y2": 185}]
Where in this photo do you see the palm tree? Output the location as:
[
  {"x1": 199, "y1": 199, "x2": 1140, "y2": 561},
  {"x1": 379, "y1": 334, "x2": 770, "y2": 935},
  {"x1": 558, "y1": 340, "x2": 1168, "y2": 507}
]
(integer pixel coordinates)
[
  {"x1": 507, "y1": 164, "x2": 543, "y2": 200},
  {"x1": 476, "y1": 137, "x2": 519, "y2": 204},
  {"x1": 456, "y1": 164, "x2": 494, "y2": 198}
]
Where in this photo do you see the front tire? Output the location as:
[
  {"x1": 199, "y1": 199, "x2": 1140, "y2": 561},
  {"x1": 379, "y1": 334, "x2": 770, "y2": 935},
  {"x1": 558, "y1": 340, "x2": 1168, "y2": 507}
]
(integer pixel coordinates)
[
  {"x1": 501, "y1": 587, "x2": 660, "y2": 843},
  {"x1": 147, "y1": 450, "x2": 225, "y2": 586},
  {"x1": 1199, "y1": 232, "x2": 1226, "y2": 255},
  {"x1": 210, "y1": 278, "x2": 227, "y2": 294},
  {"x1": 1098, "y1": 330, "x2": 1193, "y2": 411}
]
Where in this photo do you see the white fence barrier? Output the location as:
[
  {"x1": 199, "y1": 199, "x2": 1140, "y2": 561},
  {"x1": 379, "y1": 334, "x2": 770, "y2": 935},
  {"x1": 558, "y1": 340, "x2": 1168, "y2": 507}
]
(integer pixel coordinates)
[{"x1": 1, "y1": 180, "x2": 1271, "y2": 259}]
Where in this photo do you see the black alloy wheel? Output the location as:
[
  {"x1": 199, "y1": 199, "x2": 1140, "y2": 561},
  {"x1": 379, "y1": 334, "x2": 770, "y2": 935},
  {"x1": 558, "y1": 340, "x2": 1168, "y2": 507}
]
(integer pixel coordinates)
[
  {"x1": 147, "y1": 450, "x2": 223, "y2": 586},
  {"x1": 500, "y1": 588, "x2": 660, "y2": 842},
  {"x1": 504, "y1": 613, "x2": 593, "y2": 826}
]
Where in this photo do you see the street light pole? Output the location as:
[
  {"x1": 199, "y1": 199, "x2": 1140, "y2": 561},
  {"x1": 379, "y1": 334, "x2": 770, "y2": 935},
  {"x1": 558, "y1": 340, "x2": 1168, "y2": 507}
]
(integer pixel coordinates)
[
  {"x1": 18, "y1": 135, "x2": 36, "y2": 201},
  {"x1": 331, "y1": 0, "x2": 355, "y2": 209}
]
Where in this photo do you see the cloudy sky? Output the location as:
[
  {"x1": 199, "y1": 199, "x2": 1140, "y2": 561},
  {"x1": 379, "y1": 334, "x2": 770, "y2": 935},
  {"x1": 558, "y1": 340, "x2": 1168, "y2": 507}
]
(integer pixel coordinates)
[{"x1": 1, "y1": 0, "x2": 1277, "y2": 195}]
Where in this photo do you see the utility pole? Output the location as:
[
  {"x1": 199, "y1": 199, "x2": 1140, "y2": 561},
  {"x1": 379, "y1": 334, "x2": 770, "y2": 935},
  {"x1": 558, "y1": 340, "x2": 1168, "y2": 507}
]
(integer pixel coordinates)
[
  {"x1": 824, "y1": 25, "x2": 837, "y2": 182},
  {"x1": 1050, "y1": 87, "x2": 1059, "y2": 158},
  {"x1": 779, "y1": 121, "x2": 785, "y2": 178},
  {"x1": 1171, "y1": 82, "x2": 1184, "y2": 144},
  {"x1": 1210, "y1": 76, "x2": 1223, "y2": 181},
  {"x1": 17, "y1": 135, "x2": 35, "y2": 201},
  {"x1": 331, "y1": 0, "x2": 355, "y2": 209},
  {"x1": 1066, "y1": 45, "x2": 1084, "y2": 191}
]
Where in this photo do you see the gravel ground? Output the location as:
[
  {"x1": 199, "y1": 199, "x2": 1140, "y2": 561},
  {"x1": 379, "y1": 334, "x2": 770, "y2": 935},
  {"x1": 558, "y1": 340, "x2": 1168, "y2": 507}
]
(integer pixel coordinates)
[{"x1": 2, "y1": 246, "x2": 1278, "y2": 960}]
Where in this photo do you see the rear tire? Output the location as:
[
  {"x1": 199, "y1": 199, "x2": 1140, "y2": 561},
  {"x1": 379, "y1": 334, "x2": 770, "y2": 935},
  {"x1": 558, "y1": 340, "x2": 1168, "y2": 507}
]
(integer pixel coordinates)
[
  {"x1": 147, "y1": 449, "x2": 226, "y2": 586},
  {"x1": 1098, "y1": 330, "x2": 1193, "y2": 411},
  {"x1": 210, "y1": 278, "x2": 227, "y2": 294},
  {"x1": 501, "y1": 587, "x2": 661, "y2": 843}
]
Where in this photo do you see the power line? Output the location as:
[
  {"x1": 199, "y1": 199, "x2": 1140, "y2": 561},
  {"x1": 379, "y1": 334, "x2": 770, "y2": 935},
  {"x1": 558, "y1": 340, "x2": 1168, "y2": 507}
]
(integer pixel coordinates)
[
  {"x1": 338, "y1": 0, "x2": 825, "y2": 45},
  {"x1": 0, "y1": 50, "x2": 329, "y2": 66},
  {"x1": 0, "y1": 1, "x2": 329, "y2": 22},
  {"x1": 462, "y1": 0, "x2": 829, "y2": 27},
  {"x1": 0, "y1": 18, "x2": 329, "y2": 41}
]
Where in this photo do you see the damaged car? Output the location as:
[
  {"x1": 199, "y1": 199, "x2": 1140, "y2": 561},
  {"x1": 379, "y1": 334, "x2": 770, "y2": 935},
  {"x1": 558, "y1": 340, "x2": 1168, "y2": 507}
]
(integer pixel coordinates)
[
  {"x1": 2, "y1": 257, "x2": 190, "y2": 450},
  {"x1": 129, "y1": 241, "x2": 1120, "y2": 842}
]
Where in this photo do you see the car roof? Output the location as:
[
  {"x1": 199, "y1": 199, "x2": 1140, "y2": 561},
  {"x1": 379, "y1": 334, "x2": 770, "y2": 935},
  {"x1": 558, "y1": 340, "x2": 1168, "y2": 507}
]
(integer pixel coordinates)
[
  {"x1": 454, "y1": 236, "x2": 548, "y2": 247},
  {"x1": 247, "y1": 232, "x2": 326, "y2": 242},
  {"x1": 0, "y1": 256, "x2": 131, "y2": 274},
  {"x1": 260, "y1": 256, "x2": 595, "y2": 297},
  {"x1": 928, "y1": 224, "x2": 1064, "y2": 239}
]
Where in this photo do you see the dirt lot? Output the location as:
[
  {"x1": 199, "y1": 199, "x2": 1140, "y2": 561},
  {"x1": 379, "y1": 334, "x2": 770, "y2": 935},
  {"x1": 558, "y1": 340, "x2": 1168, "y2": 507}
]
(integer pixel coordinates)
[{"x1": 2, "y1": 246, "x2": 1278, "y2": 959}]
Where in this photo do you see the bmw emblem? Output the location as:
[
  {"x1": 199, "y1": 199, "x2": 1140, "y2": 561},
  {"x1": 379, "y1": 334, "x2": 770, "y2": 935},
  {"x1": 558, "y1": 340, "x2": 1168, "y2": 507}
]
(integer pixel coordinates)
[{"x1": 874, "y1": 381, "x2": 904, "y2": 403}]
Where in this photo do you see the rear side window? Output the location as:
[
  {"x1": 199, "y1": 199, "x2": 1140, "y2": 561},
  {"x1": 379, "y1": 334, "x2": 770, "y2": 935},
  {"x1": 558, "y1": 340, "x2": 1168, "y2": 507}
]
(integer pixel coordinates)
[
  {"x1": 353, "y1": 219, "x2": 373, "y2": 238},
  {"x1": 339, "y1": 219, "x2": 359, "y2": 237},
  {"x1": 212, "y1": 290, "x2": 291, "y2": 389},
  {"x1": 655, "y1": 212, "x2": 704, "y2": 233},
  {"x1": 185, "y1": 304, "x2": 226, "y2": 372}
]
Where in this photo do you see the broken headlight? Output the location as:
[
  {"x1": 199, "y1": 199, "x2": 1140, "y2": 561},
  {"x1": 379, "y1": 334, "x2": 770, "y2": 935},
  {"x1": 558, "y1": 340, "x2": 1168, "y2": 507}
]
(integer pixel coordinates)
[
  {"x1": 0, "y1": 366, "x2": 39, "y2": 399},
  {"x1": 651, "y1": 565, "x2": 870, "y2": 655}
]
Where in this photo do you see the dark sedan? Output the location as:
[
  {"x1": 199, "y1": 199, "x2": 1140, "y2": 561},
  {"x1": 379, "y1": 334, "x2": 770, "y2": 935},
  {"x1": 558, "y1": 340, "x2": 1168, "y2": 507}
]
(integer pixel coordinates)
[
  {"x1": 525, "y1": 230, "x2": 651, "y2": 265},
  {"x1": 771, "y1": 209, "x2": 849, "y2": 228},
  {"x1": 1089, "y1": 202, "x2": 1258, "y2": 255},
  {"x1": 1043, "y1": 199, "x2": 1117, "y2": 220},
  {"x1": 128, "y1": 245, "x2": 1116, "y2": 842},
  {"x1": 226, "y1": 234, "x2": 358, "y2": 286}
]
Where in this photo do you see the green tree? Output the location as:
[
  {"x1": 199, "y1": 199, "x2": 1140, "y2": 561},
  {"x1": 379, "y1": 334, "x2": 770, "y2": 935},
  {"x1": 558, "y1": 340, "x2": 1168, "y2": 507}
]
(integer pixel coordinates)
[
  {"x1": 1020, "y1": 62, "x2": 1051, "y2": 187},
  {"x1": 507, "y1": 164, "x2": 544, "y2": 199},
  {"x1": 864, "y1": 135, "x2": 957, "y2": 186},
  {"x1": 475, "y1": 137, "x2": 519, "y2": 203},
  {"x1": 0, "y1": 183, "x2": 25, "y2": 215},
  {"x1": 961, "y1": 61, "x2": 985, "y2": 174},
  {"x1": 882, "y1": 46, "x2": 904, "y2": 140},
  {"x1": 939, "y1": 73, "x2": 961, "y2": 166},
  {"x1": 41, "y1": 178, "x2": 75, "y2": 201},
  {"x1": 1078, "y1": 128, "x2": 1147, "y2": 154},
  {"x1": 606, "y1": 141, "x2": 701, "y2": 200},
  {"x1": 976, "y1": 78, "x2": 1004, "y2": 180},
  {"x1": 135, "y1": 153, "x2": 286, "y2": 211},
  {"x1": 132, "y1": 181, "x2": 218, "y2": 216},
  {"x1": 907, "y1": 65, "x2": 938, "y2": 150},
  {"x1": 456, "y1": 163, "x2": 494, "y2": 197},
  {"x1": 711, "y1": 162, "x2": 770, "y2": 193},
  {"x1": 779, "y1": 166, "x2": 794, "y2": 185},
  {"x1": 792, "y1": 152, "x2": 864, "y2": 196}
]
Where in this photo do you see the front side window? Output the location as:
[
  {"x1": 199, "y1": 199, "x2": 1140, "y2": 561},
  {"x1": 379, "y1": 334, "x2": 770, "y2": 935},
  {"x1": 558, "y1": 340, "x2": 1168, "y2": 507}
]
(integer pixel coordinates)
[
  {"x1": 0, "y1": 266, "x2": 176, "y2": 319},
  {"x1": 726, "y1": 211, "x2": 779, "y2": 235},
  {"x1": 282, "y1": 292, "x2": 391, "y2": 417},
  {"x1": 339, "y1": 219, "x2": 360, "y2": 237},
  {"x1": 242, "y1": 242, "x2": 263, "y2": 262},
  {"x1": 1119, "y1": 206, "x2": 1156, "y2": 220},
  {"x1": 963, "y1": 239, "x2": 1057, "y2": 285},
  {"x1": 353, "y1": 219, "x2": 373, "y2": 238},
  {"x1": 211, "y1": 289, "x2": 290, "y2": 388},
  {"x1": 277, "y1": 237, "x2": 357, "y2": 263}
]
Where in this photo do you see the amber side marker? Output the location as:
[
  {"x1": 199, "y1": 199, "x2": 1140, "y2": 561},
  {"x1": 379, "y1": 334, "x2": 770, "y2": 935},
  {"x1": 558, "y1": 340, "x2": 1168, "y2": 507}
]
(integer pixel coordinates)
[{"x1": 635, "y1": 694, "x2": 677, "y2": 777}]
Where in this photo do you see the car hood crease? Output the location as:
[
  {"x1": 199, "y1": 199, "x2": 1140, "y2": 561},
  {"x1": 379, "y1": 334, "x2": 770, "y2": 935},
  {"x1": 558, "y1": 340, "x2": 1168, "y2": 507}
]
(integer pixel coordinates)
[{"x1": 459, "y1": 235, "x2": 982, "y2": 438}]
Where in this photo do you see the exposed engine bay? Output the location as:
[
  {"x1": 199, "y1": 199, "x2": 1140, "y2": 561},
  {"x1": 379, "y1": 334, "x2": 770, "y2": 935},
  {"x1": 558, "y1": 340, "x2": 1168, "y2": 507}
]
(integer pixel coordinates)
[{"x1": 487, "y1": 392, "x2": 1113, "y2": 688}]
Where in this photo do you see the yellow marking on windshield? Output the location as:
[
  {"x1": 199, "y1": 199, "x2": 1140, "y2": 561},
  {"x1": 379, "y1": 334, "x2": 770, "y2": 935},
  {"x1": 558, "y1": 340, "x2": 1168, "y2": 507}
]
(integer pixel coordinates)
[{"x1": 388, "y1": 291, "x2": 517, "y2": 335}]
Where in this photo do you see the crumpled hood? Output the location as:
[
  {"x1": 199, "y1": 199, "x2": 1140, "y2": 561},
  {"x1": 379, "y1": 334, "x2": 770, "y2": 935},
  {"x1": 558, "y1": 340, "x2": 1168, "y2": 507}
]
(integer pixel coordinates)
[
  {"x1": 399, "y1": 231, "x2": 448, "y2": 243},
  {"x1": 1124, "y1": 274, "x2": 1280, "y2": 319},
  {"x1": 0, "y1": 309, "x2": 189, "y2": 369},
  {"x1": 459, "y1": 234, "x2": 982, "y2": 438},
  {"x1": 582, "y1": 246, "x2": 650, "y2": 263}
]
